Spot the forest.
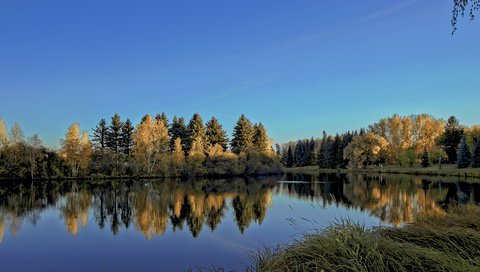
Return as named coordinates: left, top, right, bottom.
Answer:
left=0, top=113, right=281, bottom=179
left=280, top=114, right=480, bottom=170
left=1, top=113, right=480, bottom=180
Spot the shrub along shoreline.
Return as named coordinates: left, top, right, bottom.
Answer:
left=285, top=164, right=480, bottom=179
left=252, top=204, right=480, bottom=272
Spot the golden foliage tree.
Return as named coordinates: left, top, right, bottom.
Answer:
left=344, top=132, right=388, bottom=169
left=369, top=114, right=444, bottom=165
left=61, top=123, right=92, bottom=176
left=0, top=118, right=7, bottom=157
left=171, top=137, right=185, bottom=172
left=133, top=114, right=170, bottom=174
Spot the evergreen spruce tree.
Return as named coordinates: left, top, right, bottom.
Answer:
left=281, top=145, right=289, bottom=165
left=322, top=137, right=335, bottom=168
left=206, top=117, right=229, bottom=151
left=332, top=134, right=341, bottom=168
left=155, top=112, right=169, bottom=130
left=307, top=138, right=316, bottom=165
left=121, top=119, right=134, bottom=155
left=421, top=147, right=430, bottom=168
left=471, top=138, right=480, bottom=168
left=286, top=146, right=294, bottom=168
left=275, top=143, right=281, bottom=157
left=253, top=122, right=269, bottom=153
left=318, top=131, right=328, bottom=168
left=92, top=118, right=108, bottom=151
left=169, top=116, right=188, bottom=152
left=337, top=132, right=352, bottom=168
left=294, top=140, right=307, bottom=167
left=106, top=113, right=123, bottom=153
left=186, top=113, right=206, bottom=154
left=439, top=116, right=464, bottom=163
left=231, top=114, right=254, bottom=154
left=457, top=136, right=471, bottom=168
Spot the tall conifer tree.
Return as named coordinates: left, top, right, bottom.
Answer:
left=231, top=114, right=254, bottom=154
left=439, top=116, right=464, bottom=163
left=286, top=146, right=294, bottom=167
left=169, top=116, right=188, bottom=152
left=472, top=138, right=480, bottom=168
left=92, top=118, right=108, bottom=151
left=253, top=122, right=269, bottom=153
left=155, top=112, right=169, bottom=130
left=121, top=119, right=134, bottom=155
left=186, top=113, right=206, bottom=154
left=457, top=136, right=471, bottom=168
left=206, top=117, right=229, bottom=151
left=421, top=147, right=430, bottom=168
left=107, top=114, right=123, bottom=153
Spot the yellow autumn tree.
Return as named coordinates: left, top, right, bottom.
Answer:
left=410, top=114, right=444, bottom=154
left=61, top=123, right=92, bottom=176
left=185, top=135, right=206, bottom=176
left=343, top=132, right=388, bottom=169
left=171, top=137, right=185, bottom=174
left=133, top=114, right=170, bottom=174
left=0, top=118, right=7, bottom=158
left=207, top=143, right=224, bottom=157
left=369, top=114, right=444, bottom=165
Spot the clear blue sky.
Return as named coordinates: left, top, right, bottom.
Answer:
left=1, top=0, right=479, bottom=148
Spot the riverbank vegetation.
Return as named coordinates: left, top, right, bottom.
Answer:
left=280, top=114, right=480, bottom=174
left=253, top=204, right=480, bottom=272
left=0, top=113, right=281, bottom=179
left=286, top=164, right=480, bottom=178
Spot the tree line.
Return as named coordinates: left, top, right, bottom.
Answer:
left=279, top=114, right=480, bottom=169
left=0, top=113, right=281, bottom=179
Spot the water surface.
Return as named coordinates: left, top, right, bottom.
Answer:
left=0, top=173, right=479, bottom=271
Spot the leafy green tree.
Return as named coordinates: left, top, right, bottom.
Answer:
left=231, top=114, right=254, bottom=154
left=472, top=138, right=480, bottom=168
left=253, top=122, right=269, bottom=154
left=169, top=116, right=188, bottom=152
left=398, top=149, right=417, bottom=167
left=457, top=136, right=471, bottom=168
left=286, top=146, right=294, bottom=168
left=121, top=119, right=134, bottom=155
left=107, top=113, right=123, bottom=153
left=206, top=117, right=229, bottom=151
left=439, top=116, right=463, bottom=163
left=92, top=119, right=108, bottom=151
left=421, top=148, right=430, bottom=168
left=186, top=113, right=207, bottom=154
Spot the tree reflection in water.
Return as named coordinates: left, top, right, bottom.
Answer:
left=0, top=174, right=479, bottom=241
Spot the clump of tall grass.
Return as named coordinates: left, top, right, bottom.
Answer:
left=252, top=204, right=480, bottom=272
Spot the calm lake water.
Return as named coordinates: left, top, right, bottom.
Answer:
left=0, top=173, right=479, bottom=271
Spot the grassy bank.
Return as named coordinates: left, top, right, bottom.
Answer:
left=285, top=164, right=480, bottom=178
left=253, top=204, right=480, bottom=272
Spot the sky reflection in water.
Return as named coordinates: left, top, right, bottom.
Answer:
left=0, top=174, right=479, bottom=271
